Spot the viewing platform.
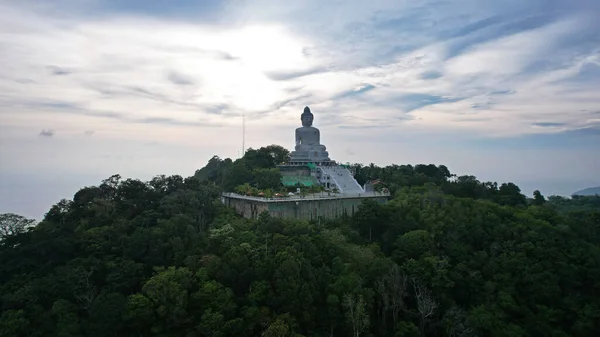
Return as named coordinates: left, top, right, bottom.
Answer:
left=221, top=191, right=390, bottom=220
left=221, top=190, right=390, bottom=203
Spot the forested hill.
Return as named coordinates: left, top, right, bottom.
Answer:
left=1, top=145, right=600, bottom=337
left=573, top=186, right=600, bottom=196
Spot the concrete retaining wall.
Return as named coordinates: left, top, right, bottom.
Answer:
left=221, top=194, right=388, bottom=220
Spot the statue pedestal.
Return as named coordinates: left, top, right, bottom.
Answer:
left=290, top=149, right=330, bottom=164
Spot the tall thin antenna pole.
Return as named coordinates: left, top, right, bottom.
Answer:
left=242, top=112, right=245, bottom=157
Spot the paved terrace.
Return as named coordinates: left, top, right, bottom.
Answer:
left=222, top=191, right=391, bottom=203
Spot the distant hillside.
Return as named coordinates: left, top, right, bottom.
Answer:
left=572, top=186, right=600, bottom=196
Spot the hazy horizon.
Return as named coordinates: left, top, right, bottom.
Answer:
left=1, top=137, right=597, bottom=220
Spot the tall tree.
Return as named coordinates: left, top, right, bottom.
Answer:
left=533, top=190, right=546, bottom=206
left=343, top=293, right=369, bottom=337
left=412, top=277, right=438, bottom=334
left=0, top=213, right=36, bottom=241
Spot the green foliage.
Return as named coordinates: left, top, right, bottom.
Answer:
left=224, top=160, right=253, bottom=192
left=252, top=168, right=283, bottom=190
left=195, top=156, right=233, bottom=186
left=0, top=310, right=29, bottom=337
left=201, top=145, right=289, bottom=192
left=395, top=321, right=420, bottom=337
left=1, top=146, right=599, bottom=337
left=0, top=213, right=36, bottom=241
left=532, top=190, right=546, bottom=206
left=547, top=195, right=600, bottom=213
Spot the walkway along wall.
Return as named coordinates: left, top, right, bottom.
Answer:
left=221, top=192, right=389, bottom=221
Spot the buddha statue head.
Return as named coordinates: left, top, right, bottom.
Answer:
left=301, top=106, right=314, bottom=127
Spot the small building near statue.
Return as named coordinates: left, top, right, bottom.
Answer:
left=221, top=106, right=389, bottom=220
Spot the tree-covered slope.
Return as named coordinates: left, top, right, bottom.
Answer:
left=1, top=146, right=599, bottom=337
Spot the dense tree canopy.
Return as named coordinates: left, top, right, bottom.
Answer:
left=1, top=145, right=599, bottom=337
left=200, top=145, right=289, bottom=192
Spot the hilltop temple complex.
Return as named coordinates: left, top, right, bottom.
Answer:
left=221, top=106, right=389, bottom=220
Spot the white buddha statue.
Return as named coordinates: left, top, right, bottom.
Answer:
left=290, top=106, right=329, bottom=162
left=295, top=107, right=327, bottom=151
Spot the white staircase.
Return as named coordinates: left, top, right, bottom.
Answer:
left=318, top=166, right=364, bottom=194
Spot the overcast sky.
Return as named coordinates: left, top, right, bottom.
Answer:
left=1, top=0, right=599, bottom=220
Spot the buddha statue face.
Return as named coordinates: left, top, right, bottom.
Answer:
left=301, top=107, right=314, bottom=127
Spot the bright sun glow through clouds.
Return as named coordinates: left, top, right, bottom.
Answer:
left=1, top=0, right=600, bottom=218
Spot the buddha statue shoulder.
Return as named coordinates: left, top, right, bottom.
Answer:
left=295, top=107, right=326, bottom=152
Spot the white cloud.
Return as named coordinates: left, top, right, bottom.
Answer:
left=444, top=18, right=579, bottom=76
left=1, top=1, right=598, bottom=138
